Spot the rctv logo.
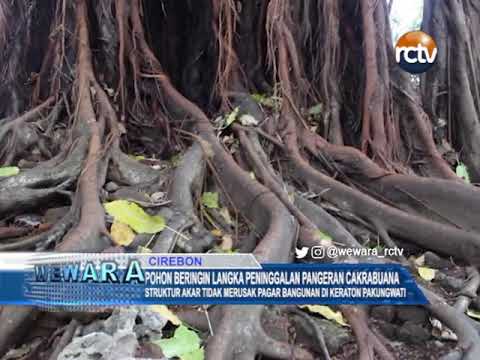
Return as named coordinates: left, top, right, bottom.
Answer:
left=395, top=31, right=437, bottom=74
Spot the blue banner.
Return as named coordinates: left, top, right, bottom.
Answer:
left=0, top=253, right=427, bottom=308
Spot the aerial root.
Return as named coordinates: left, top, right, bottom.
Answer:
left=205, top=305, right=314, bottom=360
left=340, top=305, right=395, bottom=360
left=286, top=306, right=332, bottom=360
left=152, top=141, right=214, bottom=253
left=0, top=206, right=77, bottom=252
left=422, top=287, right=480, bottom=360
left=47, top=319, right=79, bottom=360
left=236, top=127, right=318, bottom=241
left=0, top=97, right=55, bottom=163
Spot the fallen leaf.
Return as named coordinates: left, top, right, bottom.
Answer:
left=440, top=329, right=458, bottom=341
left=308, top=103, right=323, bottom=116
left=288, top=192, right=295, bottom=203
left=202, top=192, right=219, bottom=209
left=181, top=348, right=204, bottom=360
left=150, top=305, right=181, bottom=325
left=104, top=200, right=166, bottom=234
left=105, top=87, right=114, bottom=96
left=251, top=93, right=281, bottom=108
left=211, top=229, right=223, bottom=237
left=301, top=305, right=348, bottom=327
left=456, top=163, right=470, bottom=183
left=467, top=308, right=480, bottom=320
left=169, top=154, right=182, bottom=167
left=110, top=221, right=135, bottom=246
left=117, top=122, right=127, bottom=134
left=418, top=266, right=436, bottom=281
left=225, top=107, right=239, bottom=127
left=251, top=93, right=266, bottom=103
left=430, top=317, right=458, bottom=341
left=154, top=325, right=203, bottom=359
left=0, top=166, right=20, bottom=177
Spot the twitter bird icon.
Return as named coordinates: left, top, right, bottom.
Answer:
left=295, top=247, right=309, bottom=259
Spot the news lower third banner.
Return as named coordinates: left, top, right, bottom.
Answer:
left=0, top=253, right=427, bottom=309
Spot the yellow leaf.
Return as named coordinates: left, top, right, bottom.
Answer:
left=104, top=200, right=166, bottom=234
left=225, top=106, right=239, bottom=127
left=150, top=305, right=182, bottom=325
left=201, top=192, right=219, bottom=209
left=467, top=309, right=480, bottom=320
left=0, top=166, right=20, bottom=177
left=211, top=229, right=223, bottom=237
left=300, top=305, right=348, bottom=327
left=418, top=266, right=436, bottom=281
left=288, top=192, right=295, bottom=202
left=110, top=221, right=135, bottom=246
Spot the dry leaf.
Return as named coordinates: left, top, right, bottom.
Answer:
left=211, top=229, right=223, bottom=237
left=300, top=305, right=348, bottom=327
left=418, top=266, right=436, bottom=281
left=467, top=308, right=480, bottom=320
left=150, top=305, right=181, bottom=325
left=110, top=221, right=135, bottom=246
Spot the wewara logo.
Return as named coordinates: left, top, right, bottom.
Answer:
left=395, top=31, right=437, bottom=74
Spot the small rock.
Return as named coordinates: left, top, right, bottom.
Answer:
left=60, top=307, right=169, bottom=360
left=396, top=321, right=431, bottom=344
left=105, top=181, right=120, bottom=192
left=58, top=332, right=138, bottom=360
left=396, top=306, right=428, bottom=324
left=371, top=305, right=396, bottom=322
